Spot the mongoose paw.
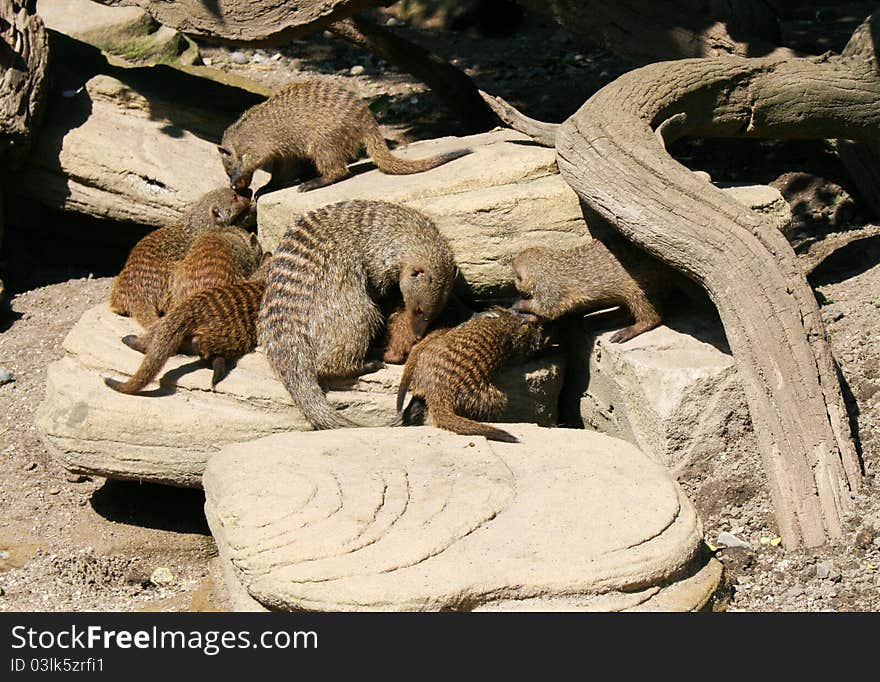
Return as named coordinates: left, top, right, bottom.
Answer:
left=360, top=360, right=386, bottom=375
left=609, top=326, right=642, bottom=344
left=121, top=335, right=147, bottom=354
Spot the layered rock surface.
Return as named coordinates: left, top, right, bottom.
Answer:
left=205, top=425, right=723, bottom=611
left=35, top=305, right=564, bottom=488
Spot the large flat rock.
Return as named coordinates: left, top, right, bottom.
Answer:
left=257, top=129, right=586, bottom=298
left=204, top=425, right=723, bottom=611
left=35, top=305, right=564, bottom=488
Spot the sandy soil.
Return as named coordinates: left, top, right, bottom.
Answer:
left=1, top=3, right=879, bottom=612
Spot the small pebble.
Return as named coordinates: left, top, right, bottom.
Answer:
left=150, top=567, right=175, bottom=587
left=816, top=561, right=833, bottom=580
left=229, top=51, right=248, bottom=65
left=48, top=487, right=61, bottom=495
left=271, top=53, right=282, bottom=61
left=717, top=531, right=751, bottom=550
left=855, top=528, right=874, bottom=549
left=202, top=57, right=213, bottom=66
left=252, top=53, right=265, bottom=64
left=0, top=369, right=13, bottom=386
left=385, top=17, right=399, bottom=27
left=24, top=462, right=37, bottom=471
left=350, top=65, right=365, bottom=76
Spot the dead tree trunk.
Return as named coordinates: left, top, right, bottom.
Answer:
left=329, top=15, right=495, bottom=133
left=1, top=0, right=49, bottom=169
left=481, top=17, right=880, bottom=549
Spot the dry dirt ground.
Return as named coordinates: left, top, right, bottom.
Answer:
left=1, top=4, right=880, bottom=612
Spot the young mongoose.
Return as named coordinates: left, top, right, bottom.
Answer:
left=218, top=78, right=468, bottom=194
left=104, top=272, right=269, bottom=395
left=512, top=239, right=672, bottom=343
left=108, top=187, right=252, bottom=328
left=394, top=307, right=548, bottom=443
left=381, top=293, right=473, bottom=364
left=167, top=227, right=264, bottom=309
left=258, top=200, right=457, bottom=430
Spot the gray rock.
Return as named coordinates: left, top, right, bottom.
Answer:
left=229, top=51, right=249, bottom=64
left=0, top=369, right=13, bottom=386
left=349, top=64, right=365, bottom=76
left=205, top=425, right=723, bottom=611
left=816, top=561, right=833, bottom=580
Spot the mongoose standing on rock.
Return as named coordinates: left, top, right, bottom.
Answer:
left=394, top=307, right=548, bottom=443
left=167, top=227, right=265, bottom=309
left=258, top=200, right=457, bottom=430
left=105, top=261, right=271, bottom=395
left=218, top=77, right=469, bottom=194
left=512, top=238, right=672, bottom=343
left=109, top=187, right=252, bottom=328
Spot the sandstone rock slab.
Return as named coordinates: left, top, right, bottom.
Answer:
left=38, top=0, right=199, bottom=66
left=20, top=74, right=234, bottom=227
left=576, top=310, right=757, bottom=475
left=35, top=304, right=564, bottom=488
left=204, top=425, right=722, bottom=611
left=257, top=129, right=587, bottom=298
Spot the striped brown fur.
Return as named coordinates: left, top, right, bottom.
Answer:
left=108, top=187, right=252, bottom=328
left=512, top=238, right=672, bottom=343
left=394, top=307, right=548, bottom=443
left=258, top=200, right=457, bottom=430
left=167, top=227, right=264, bottom=309
left=382, top=293, right=473, bottom=364
left=105, top=277, right=267, bottom=395
left=218, top=77, right=469, bottom=194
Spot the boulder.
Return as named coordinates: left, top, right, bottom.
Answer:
left=575, top=309, right=757, bottom=475
left=19, top=74, right=235, bottom=227
left=38, top=0, right=199, bottom=66
left=35, top=304, right=564, bottom=488
left=204, top=425, right=724, bottom=611
left=257, top=129, right=587, bottom=298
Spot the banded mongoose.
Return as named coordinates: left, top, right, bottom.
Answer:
left=381, top=293, right=473, bottom=364
left=108, top=187, right=252, bottom=328
left=512, top=239, right=672, bottom=343
left=258, top=200, right=457, bottom=430
left=167, top=227, right=264, bottom=308
left=104, top=269, right=269, bottom=395
left=218, top=77, right=468, bottom=194
left=394, top=307, right=548, bottom=443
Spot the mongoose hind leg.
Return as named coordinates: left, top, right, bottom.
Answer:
left=298, top=141, right=350, bottom=192
left=122, top=334, right=149, bottom=354
left=462, top=382, right=508, bottom=421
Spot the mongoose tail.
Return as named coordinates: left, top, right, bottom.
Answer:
left=430, top=401, right=519, bottom=443
left=364, top=128, right=469, bottom=175
left=104, top=308, right=193, bottom=394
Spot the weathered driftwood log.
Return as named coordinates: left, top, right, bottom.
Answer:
left=87, top=0, right=386, bottom=46
left=518, top=0, right=792, bottom=64
left=0, top=0, right=50, bottom=170
left=480, top=16, right=880, bottom=549
left=328, top=15, right=495, bottom=133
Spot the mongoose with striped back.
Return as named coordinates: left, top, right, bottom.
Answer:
left=393, top=307, right=548, bottom=443
left=258, top=200, right=457, bottom=430
left=381, top=293, right=473, bottom=364
left=167, top=226, right=265, bottom=308
left=218, top=77, right=469, bottom=194
left=104, top=257, right=272, bottom=395
left=512, top=238, right=672, bottom=343
left=108, top=187, right=252, bottom=328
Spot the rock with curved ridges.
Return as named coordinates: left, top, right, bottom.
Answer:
left=34, top=304, right=564, bottom=488
left=204, top=425, right=724, bottom=611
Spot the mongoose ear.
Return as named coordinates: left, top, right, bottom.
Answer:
left=210, top=206, right=221, bottom=221
left=217, top=146, right=232, bottom=157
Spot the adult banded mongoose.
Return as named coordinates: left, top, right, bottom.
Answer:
left=167, top=227, right=264, bottom=309
left=109, top=187, right=252, bottom=328
left=104, top=272, right=269, bottom=395
left=218, top=78, right=468, bottom=194
left=512, top=239, right=672, bottom=343
left=394, top=307, right=548, bottom=443
left=258, top=200, right=457, bottom=430
left=381, top=293, right=473, bottom=364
